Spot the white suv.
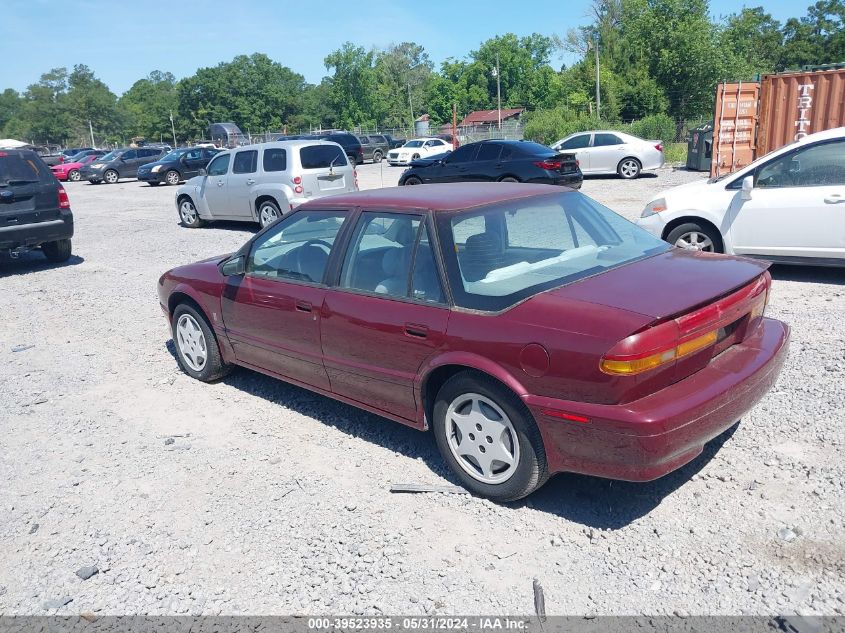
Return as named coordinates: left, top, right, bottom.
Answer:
left=637, top=127, right=845, bottom=266
left=175, top=140, right=358, bottom=229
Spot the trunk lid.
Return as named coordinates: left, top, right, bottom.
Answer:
left=548, top=249, right=769, bottom=320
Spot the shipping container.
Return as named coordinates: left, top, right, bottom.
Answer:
left=757, top=68, right=845, bottom=156
left=710, top=82, right=760, bottom=178
left=710, top=67, right=845, bottom=177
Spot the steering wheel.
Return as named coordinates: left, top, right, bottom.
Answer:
left=295, top=239, right=333, bottom=279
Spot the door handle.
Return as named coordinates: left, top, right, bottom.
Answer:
left=404, top=323, right=428, bottom=338
left=824, top=194, right=844, bottom=204
left=246, top=179, right=255, bottom=185
left=295, top=301, right=312, bottom=313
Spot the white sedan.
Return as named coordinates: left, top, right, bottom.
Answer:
left=637, top=126, right=845, bottom=266
left=552, top=131, right=664, bottom=179
left=387, top=138, right=452, bottom=166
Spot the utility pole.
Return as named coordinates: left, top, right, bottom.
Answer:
left=88, top=120, right=95, bottom=148
left=495, top=53, right=502, bottom=131
left=408, top=83, right=414, bottom=126
left=593, top=34, right=601, bottom=121
left=170, top=110, right=177, bottom=148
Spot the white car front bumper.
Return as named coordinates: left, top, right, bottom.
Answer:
left=636, top=213, right=669, bottom=240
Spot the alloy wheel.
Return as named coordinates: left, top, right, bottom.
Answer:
left=68, top=170, right=81, bottom=181
left=104, top=170, right=118, bottom=184
left=180, top=200, right=198, bottom=225
left=176, top=314, right=207, bottom=372
left=675, top=231, right=715, bottom=252
left=445, top=393, right=520, bottom=484
left=619, top=159, right=640, bottom=178
left=259, top=204, right=279, bottom=228
left=166, top=170, right=180, bottom=185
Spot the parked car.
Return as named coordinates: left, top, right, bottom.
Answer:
left=64, top=149, right=106, bottom=164
left=398, top=140, right=582, bottom=189
left=551, top=131, right=664, bottom=179
left=637, top=126, right=845, bottom=265
left=174, top=140, right=358, bottom=229
left=357, top=135, right=390, bottom=163
left=158, top=183, right=788, bottom=501
left=434, top=133, right=461, bottom=149
left=0, top=148, right=73, bottom=262
left=60, top=147, right=95, bottom=161
left=35, top=148, right=65, bottom=167
left=305, top=132, right=364, bottom=166
left=51, top=153, right=102, bottom=182
left=387, top=138, right=452, bottom=165
left=383, top=134, right=406, bottom=149
left=79, top=147, right=167, bottom=184
left=137, top=147, right=220, bottom=186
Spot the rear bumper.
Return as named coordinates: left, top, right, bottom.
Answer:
left=525, top=318, right=789, bottom=481
left=0, top=213, right=74, bottom=250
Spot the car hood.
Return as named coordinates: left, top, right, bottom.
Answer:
left=545, top=249, right=769, bottom=321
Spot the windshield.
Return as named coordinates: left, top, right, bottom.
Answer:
left=404, top=140, right=424, bottom=148
left=98, top=151, right=120, bottom=162
left=161, top=149, right=187, bottom=162
left=436, top=191, right=670, bottom=311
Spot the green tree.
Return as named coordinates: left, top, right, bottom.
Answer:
left=780, top=0, right=845, bottom=70
left=119, top=71, right=180, bottom=141
left=373, top=42, right=433, bottom=128
left=720, top=7, right=783, bottom=74
left=17, top=68, right=72, bottom=144
left=66, top=64, right=121, bottom=144
left=324, top=43, right=378, bottom=129
left=0, top=88, right=21, bottom=136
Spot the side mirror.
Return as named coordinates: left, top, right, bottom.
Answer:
left=198, top=168, right=207, bottom=177
left=221, top=255, right=245, bottom=276
left=741, top=175, right=753, bottom=201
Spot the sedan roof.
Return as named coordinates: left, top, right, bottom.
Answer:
left=306, top=182, right=570, bottom=212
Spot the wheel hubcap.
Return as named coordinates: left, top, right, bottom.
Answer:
left=445, top=393, right=520, bottom=484
left=260, top=206, right=278, bottom=226
left=106, top=172, right=117, bottom=183
left=167, top=171, right=179, bottom=184
left=180, top=201, right=197, bottom=224
left=69, top=171, right=80, bottom=181
left=621, top=161, right=638, bottom=177
left=676, top=231, right=714, bottom=252
left=176, top=314, right=207, bottom=372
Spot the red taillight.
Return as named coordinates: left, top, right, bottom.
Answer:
left=534, top=160, right=561, bottom=170
left=600, top=273, right=770, bottom=376
left=292, top=175, right=302, bottom=185
left=353, top=169, right=359, bottom=189
left=655, top=143, right=663, bottom=152
left=294, top=185, right=303, bottom=194
left=59, top=156, right=65, bottom=163
left=58, top=186, right=70, bottom=209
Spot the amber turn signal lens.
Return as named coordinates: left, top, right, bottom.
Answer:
left=600, top=349, right=676, bottom=375
left=676, top=330, right=718, bottom=358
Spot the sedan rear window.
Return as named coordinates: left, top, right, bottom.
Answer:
left=437, top=191, right=669, bottom=311
left=0, top=151, right=47, bottom=183
left=299, top=145, right=347, bottom=169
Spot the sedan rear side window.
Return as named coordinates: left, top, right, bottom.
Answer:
left=593, top=134, right=622, bottom=147
left=300, top=145, right=347, bottom=169
left=233, top=150, right=258, bottom=174
left=263, top=148, right=287, bottom=172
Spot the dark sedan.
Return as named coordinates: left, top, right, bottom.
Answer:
left=398, top=140, right=582, bottom=189
left=158, top=184, right=788, bottom=502
left=138, top=147, right=220, bottom=186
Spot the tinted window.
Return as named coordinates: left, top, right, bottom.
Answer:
left=326, top=134, right=356, bottom=148
left=438, top=192, right=669, bottom=311
left=248, top=210, right=348, bottom=283
left=207, top=154, right=230, bottom=176
left=0, top=151, right=48, bottom=183
left=122, top=150, right=137, bottom=160
left=476, top=144, right=502, bottom=161
left=370, top=135, right=386, bottom=144
left=263, top=148, right=287, bottom=172
left=202, top=149, right=220, bottom=160
left=445, top=145, right=478, bottom=164
left=340, top=212, right=422, bottom=297
left=358, top=136, right=370, bottom=143
left=757, top=140, right=845, bottom=188
left=593, top=133, right=622, bottom=147
left=299, top=145, right=347, bottom=169
left=560, top=135, right=590, bottom=150
left=184, top=149, right=202, bottom=161
left=233, top=150, right=258, bottom=174
left=141, top=148, right=161, bottom=157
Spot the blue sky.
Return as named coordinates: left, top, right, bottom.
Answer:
left=1, top=0, right=805, bottom=95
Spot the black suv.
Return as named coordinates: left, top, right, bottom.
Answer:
left=357, top=135, right=391, bottom=163
left=0, top=149, right=74, bottom=262
left=275, top=132, right=364, bottom=164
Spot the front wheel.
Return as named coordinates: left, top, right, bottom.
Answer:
left=258, top=200, right=281, bottom=228
left=499, top=176, right=520, bottom=183
left=103, top=169, right=119, bottom=184
left=42, top=238, right=72, bottom=263
left=403, top=175, right=422, bottom=186
left=165, top=170, right=181, bottom=185
left=68, top=169, right=81, bottom=182
left=432, top=371, right=548, bottom=502
left=617, top=158, right=641, bottom=179
left=666, top=222, right=722, bottom=253
left=171, top=303, right=229, bottom=382
left=178, top=198, right=204, bottom=228
left=412, top=153, right=421, bottom=161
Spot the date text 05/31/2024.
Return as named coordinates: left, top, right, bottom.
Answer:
left=307, top=617, right=532, bottom=631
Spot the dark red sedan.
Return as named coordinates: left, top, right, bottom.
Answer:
left=158, top=183, right=789, bottom=501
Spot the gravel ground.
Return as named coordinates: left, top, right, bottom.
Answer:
left=1, top=165, right=843, bottom=616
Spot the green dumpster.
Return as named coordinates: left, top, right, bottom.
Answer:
left=686, top=122, right=713, bottom=171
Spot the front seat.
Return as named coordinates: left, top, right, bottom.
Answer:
left=375, top=247, right=411, bottom=296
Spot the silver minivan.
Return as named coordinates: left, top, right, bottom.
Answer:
left=174, top=140, right=358, bottom=229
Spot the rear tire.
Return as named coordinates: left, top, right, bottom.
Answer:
left=171, top=303, right=230, bottom=382
left=666, top=222, right=722, bottom=253
left=432, top=371, right=549, bottom=502
left=42, top=239, right=72, bottom=263
left=499, top=176, right=520, bottom=183
left=258, top=200, right=281, bottom=229
left=617, top=158, right=641, bottom=179
left=373, top=150, right=383, bottom=163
